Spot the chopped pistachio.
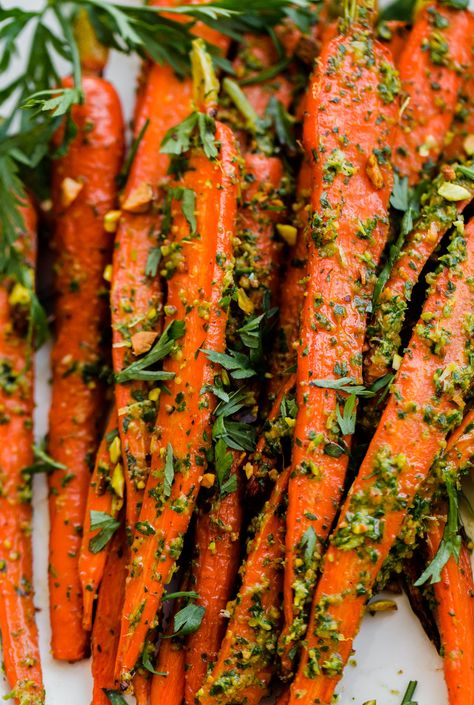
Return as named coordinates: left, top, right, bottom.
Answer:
left=201, top=473, right=215, bottom=488
left=122, top=182, right=153, bottom=213
left=104, top=209, right=122, bottom=233
left=277, top=223, right=298, bottom=246
left=109, top=435, right=122, bottom=465
left=111, top=462, right=125, bottom=498
left=103, top=264, right=113, bottom=282
left=438, top=182, right=471, bottom=202
left=9, top=282, right=31, bottom=306
left=60, top=177, right=83, bottom=208
left=131, top=331, right=158, bottom=356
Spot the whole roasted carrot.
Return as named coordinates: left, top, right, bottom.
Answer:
left=151, top=636, right=185, bottom=705
left=392, top=1, right=473, bottom=184
left=0, top=198, right=44, bottom=705
left=365, top=160, right=474, bottom=385
left=79, top=408, right=122, bottom=630
left=91, top=526, right=127, bottom=705
left=197, top=466, right=290, bottom=705
left=279, top=1, right=400, bottom=673
left=116, top=41, right=239, bottom=683
left=286, top=220, right=474, bottom=705
left=48, top=62, right=124, bottom=658
left=185, top=45, right=293, bottom=696
left=444, top=68, right=474, bottom=161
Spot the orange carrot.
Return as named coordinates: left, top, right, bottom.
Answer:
left=279, top=4, right=399, bottom=673
left=286, top=218, right=474, bottom=705
left=116, top=42, right=239, bottom=683
left=151, top=637, right=185, bottom=705
left=0, top=199, right=44, bottom=705
left=392, top=2, right=473, bottom=184
left=444, top=67, right=474, bottom=162
left=365, top=160, right=474, bottom=385
left=48, top=70, right=124, bottom=660
left=185, top=480, right=244, bottom=703
left=197, top=467, right=289, bottom=705
left=378, top=20, right=409, bottom=64
left=91, top=526, right=127, bottom=705
left=79, top=408, right=122, bottom=630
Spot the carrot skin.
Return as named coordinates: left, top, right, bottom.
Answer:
left=197, top=467, right=290, bottom=705
left=279, top=22, right=399, bottom=671
left=392, top=2, right=473, bottom=184
left=151, top=639, right=185, bottom=705
left=116, top=122, right=239, bottom=682
left=185, top=479, right=244, bottom=703
left=48, top=74, right=124, bottom=661
left=365, top=162, right=474, bottom=385
left=79, top=408, right=120, bottom=630
left=287, top=219, right=474, bottom=705
left=428, top=523, right=474, bottom=705
left=378, top=20, right=409, bottom=65
left=112, top=63, right=193, bottom=534
left=0, top=200, right=44, bottom=705
left=91, top=527, right=127, bottom=705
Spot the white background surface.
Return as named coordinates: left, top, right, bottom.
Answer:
left=3, top=1, right=472, bottom=703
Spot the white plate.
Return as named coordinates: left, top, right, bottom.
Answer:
left=2, top=1, right=471, bottom=703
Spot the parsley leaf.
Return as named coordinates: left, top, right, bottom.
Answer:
left=212, top=415, right=256, bottom=452
left=115, top=320, right=185, bottom=383
left=336, top=394, right=357, bottom=436
left=200, top=348, right=256, bottom=379
left=161, top=111, right=218, bottom=160
left=23, top=443, right=66, bottom=476
left=146, top=248, right=162, bottom=278
left=163, top=590, right=200, bottom=602
left=379, top=0, right=417, bottom=21
left=164, top=443, right=174, bottom=499
left=301, top=526, right=317, bottom=566
left=310, top=377, right=375, bottom=397
left=104, top=691, right=128, bottom=705
left=214, top=438, right=236, bottom=497
left=172, top=602, right=205, bottom=636
left=415, top=474, right=461, bottom=586
left=89, top=510, right=120, bottom=554
left=141, top=641, right=167, bottom=676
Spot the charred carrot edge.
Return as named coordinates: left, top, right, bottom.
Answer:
left=392, top=1, right=473, bottom=185
left=364, top=160, right=474, bottom=385
left=116, top=52, right=240, bottom=679
left=287, top=219, right=474, bottom=705
left=197, top=466, right=290, bottom=705
left=78, top=408, right=122, bottom=631
left=0, top=199, right=44, bottom=705
left=268, top=159, right=310, bottom=396
left=48, top=72, right=124, bottom=661
left=91, top=526, right=127, bottom=705
left=279, top=6, right=399, bottom=674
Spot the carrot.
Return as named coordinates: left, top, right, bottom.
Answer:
left=365, top=160, right=474, bottom=385
left=197, top=466, right=289, bottom=705
left=286, top=219, right=474, bottom=705
left=427, top=524, right=474, bottom=705
left=116, top=41, right=239, bottom=683
left=79, top=408, right=122, bottom=630
left=278, top=4, right=400, bottom=674
left=268, top=160, right=310, bottom=396
left=48, top=61, right=124, bottom=659
left=0, top=198, right=44, bottom=705
left=91, top=526, right=127, bottom=705
left=444, top=68, right=474, bottom=162
left=185, top=479, right=244, bottom=703
left=392, top=1, right=473, bottom=185
left=151, top=637, right=185, bottom=705
left=185, top=42, right=294, bottom=694
left=377, top=20, right=409, bottom=65
left=246, top=374, right=296, bottom=497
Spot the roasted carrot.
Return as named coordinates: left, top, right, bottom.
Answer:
left=151, top=636, right=185, bottom=705
left=286, top=219, right=474, bottom=705
left=427, top=524, right=474, bottom=705
left=79, top=408, right=122, bottom=630
left=197, top=466, right=289, bottom=705
left=279, top=3, right=399, bottom=673
left=246, top=374, right=296, bottom=497
left=91, top=526, right=127, bottom=705
left=185, top=43, right=293, bottom=695
left=392, top=1, right=473, bottom=184
left=268, top=159, right=310, bottom=396
left=0, top=198, right=44, bottom=705
left=48, top=68, right=124, bottom=659
left=444, top=69, right=474, bottom=162
left=377, top=20, right=409, bottom=65
left=116, top=42, right=239, bottom=683
left=365, top=160, right=474, bottom=385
